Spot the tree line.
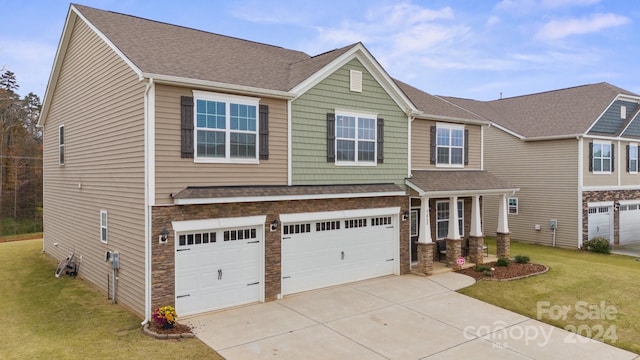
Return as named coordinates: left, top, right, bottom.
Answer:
left=0, top=69, right=43, bottom=235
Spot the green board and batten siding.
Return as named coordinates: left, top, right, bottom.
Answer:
left=291, top=59, right=408, bottom=185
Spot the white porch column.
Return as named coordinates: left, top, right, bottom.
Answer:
left=470, top=195, right=483, bottom=237
left=497, top=194, right=510, bottom=234
left=418, top=196, right=431, bottom=243
left=448, top=196, right=461, bottom=240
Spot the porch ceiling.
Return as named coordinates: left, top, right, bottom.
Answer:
left=406, top=170, right=518, bottom=197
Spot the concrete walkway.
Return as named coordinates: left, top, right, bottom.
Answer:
left=186, top=273, right=638, bottom=360
left=612, top=242, right=640, bottom=257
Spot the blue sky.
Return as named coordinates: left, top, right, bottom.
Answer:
left=2, top=0, right=638, bottom=100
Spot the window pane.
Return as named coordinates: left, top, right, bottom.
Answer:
left=197, top=130, right=225, bottom=157
left=358, top=141, right=375, bottom=162
left=59, top=127, right=64, bottom=144
left=603, top=160, right=611, bottom=172
left=451, top=148, right=463, bottom=164
left=336, top=116, right=356, bottom=139
left=230, top=104, right=256, bottom=131
left=602, top=144, right=611, bottom=157
left=437, top=147, right=449, bottom=164
left=451, top=129, right=464, bottom=147
left=197, top=100, right=225, bottom=129
left=436, top=128, right=450, bottom=146
left=337, top=139, right=355, bottom=161
left=358, top=118, right=376, bottom=140
left=230, top=133, right=256, bottom=158
left=594, top=159, right=602, bottom=172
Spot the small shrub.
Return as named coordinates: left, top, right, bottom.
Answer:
left=515, top=255, right=530, bottom=264
left=482, top=270, right=492, bottom=277
left=583, top=237, right=611, bottom=254
left=475, top=265, right=491, bottom=272
left=496, top=258, right=510, bottom=267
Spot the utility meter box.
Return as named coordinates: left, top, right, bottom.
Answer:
left=549, top=219, right=558, bottom=230
left=111, top=252, right=120, bottom=269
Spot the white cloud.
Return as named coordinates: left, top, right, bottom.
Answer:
left=536, top=13, right=629, bottom=40
left=495, top=0, right=599, bottom=12
left=487, top=16, right=501, bottom=26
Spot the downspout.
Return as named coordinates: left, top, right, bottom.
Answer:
left=287, top=99, right=292, bottom=186
left=577, top=136, right=584, bottom=249
left=141, top=77, right=154, bottom=325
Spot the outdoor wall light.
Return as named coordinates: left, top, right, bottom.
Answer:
left=159, top=228, right=169, bottom=244
left=270, top=219, right=279, bottom=232
left=402, top=211, right=410, bottom=221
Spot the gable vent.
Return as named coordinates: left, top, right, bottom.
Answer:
left=621, top=105, right=627, bottom=119
left=350, top=70, right=362, bottom=92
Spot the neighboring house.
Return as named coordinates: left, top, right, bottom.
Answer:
left=441, top=83, right=640, bottom=249
left=38, top=4, right=420, bottom=320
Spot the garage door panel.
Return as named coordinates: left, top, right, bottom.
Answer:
left=620, top=203, right=640, bottom=245
left=588, top=206, right=612, bottom=241
left=175, top=226, right=263, bottom=316
left=282, top=214, right=397, bottom=296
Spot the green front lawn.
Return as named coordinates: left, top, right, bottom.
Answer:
left=459, top=238, right=640, bottom=354
left=1, top=239, right=223, bottom=360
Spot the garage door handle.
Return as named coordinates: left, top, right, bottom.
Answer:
left=283, top=236, right=291, bottom=240
left=386, top=258, right=394, bottom=262
left=218, top=269, right=222, bottom=280
left=386, top=226, right=393, bottom=229
left=177, top=294, right=190, bottom=298
left=282, top=276, right=291, bottom=279
left=341, top=251, right=345, bottom=260
left=176, top=248, right=191, bottom=252
left=247, top=282, right=259, bottom=286
left=248, top=240, right=259, bottom=244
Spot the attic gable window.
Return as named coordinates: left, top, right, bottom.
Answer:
left=191, top=91, right=260, bottom=164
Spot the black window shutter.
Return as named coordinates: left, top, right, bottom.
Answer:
left=627, top=144, right=630, bottom=172
left=430, top=126, right=436, bottom=164
left=259, top=104, right=269, bottom=160
left=611, top=144, right=615, bottom=171
left=588, top=142, right=593, bottom=172
left=464, top=128, right=469, bottom=165
left=181, top=96, right=194, bottom=159
left=377, top=118, right=384, bottom=164
left=327, top=113, right=335, bottom=162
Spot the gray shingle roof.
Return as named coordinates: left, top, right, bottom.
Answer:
left=394, top=79, right=485, bottom=122
left=173, top=183, right=406, bottom=202
left=407, top=170, right=517, bottom=194
left=73, top=4, right=358, bottom=92
left=440, top=83, right=639, bottom=138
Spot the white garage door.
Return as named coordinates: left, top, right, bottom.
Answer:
left=588, top=205, right=612, bottom=242
left=281, top=208, right=398, bottom=296
left=174, top=216, right=264, bottom=316
left=620, top=202, right=640, bottom=245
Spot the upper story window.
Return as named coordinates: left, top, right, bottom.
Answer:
left=335, top=112, right=376, bottom=164
left=628, top=143, right=638, bottom=173
left=431, top=123, right=468, bottom=167
left=192, top=91, right=260, bottom=163
left=58, top=125, right=65, bottom=165
left=590, top=141, right=613, bottom=173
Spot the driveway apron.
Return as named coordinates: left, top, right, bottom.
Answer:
left=186, top=273, right=638, bottom=360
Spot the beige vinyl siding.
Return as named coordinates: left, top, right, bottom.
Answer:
left=621, top=140, right=640, bottom=186
left=42, top=18, right=146, bottom=315
left=582, top=140, right=619, bottom=187
left=291, top=59, right=408, bottom=185
left=411, top=119, right=482, bottom=170
left=483, top=127, right=580, bottom=248
left=154, top=85, right=288, bottom=204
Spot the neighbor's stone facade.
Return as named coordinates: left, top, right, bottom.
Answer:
left=582, top=189, right=640, bottom=246
left=150, top=196, right=409, bottom=312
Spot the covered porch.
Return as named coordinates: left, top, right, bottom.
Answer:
left=406, top=170, right=519, bottom=274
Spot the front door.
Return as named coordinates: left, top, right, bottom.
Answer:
left=410, top=209, right=419, bottom=262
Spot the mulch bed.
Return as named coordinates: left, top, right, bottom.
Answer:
left=143, top=322, right=195, bottom=339
left=457, top=260, right=548, bottom=281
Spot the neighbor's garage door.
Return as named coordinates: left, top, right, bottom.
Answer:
left=174, top=216, right=264, bottom=316
left=620, top=202, right=640, bottom=245
left=588, top=205, right=612, bottom=242
left=281, top=208, right=398, bottom=296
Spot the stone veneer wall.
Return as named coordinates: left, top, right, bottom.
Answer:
left=151, top=196, right=409, bottom=311
left=582, top=189, right=640, bottom=246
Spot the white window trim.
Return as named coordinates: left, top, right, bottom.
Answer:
left=100, top=210, right=108, bottom=244
left=436, top=123, right=465, bottom=168
left=435, top=200, right=464, bottom=240
left=508, top=197, right=518, bottom=215
left=410, top=209, right=419, bottom=237
left=335, top=109, right=378, bottom=166
left=58, top=124, right=65, bottom=166
left=629, top=143, right=638, bottom=174
left=592, top=140, right=612, bottom=174
left=192, top=90, right=260, bottom=164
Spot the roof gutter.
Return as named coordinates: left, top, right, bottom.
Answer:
left=406, top=180, right=519, bottom=197
left=523, top=133, right=584, bottom=142
left=143, top=73, right=296, bottom=100
left=412, top=111, right=490, bottom=126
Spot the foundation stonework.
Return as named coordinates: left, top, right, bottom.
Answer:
left=467, top=236, right=484, bottom=265
left=445, top=238, right=462, bottom=270
left=496, top=232, right=510, bottom=259
left=417, top=242, right=435, bottom=275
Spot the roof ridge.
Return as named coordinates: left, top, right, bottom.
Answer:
left=487, top=82, right=612, bottom=102
left=72, top=3, right=309, bottom=56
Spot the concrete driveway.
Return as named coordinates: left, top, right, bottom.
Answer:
left=186, top=273, right=638, bottom=360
